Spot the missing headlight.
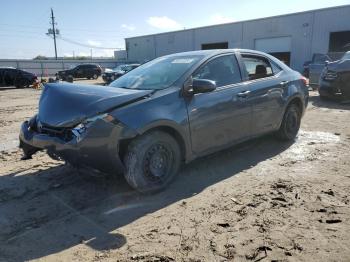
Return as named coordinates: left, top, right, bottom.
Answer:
left=72, top=113, right=115, bottom=141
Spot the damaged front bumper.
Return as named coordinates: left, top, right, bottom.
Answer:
left=319, top=79, right=342, bottom=98
left=19, top=118, right=136, bottom=174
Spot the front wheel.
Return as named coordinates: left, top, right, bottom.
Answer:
left=276, top=104, right=301, bottom=141
left=123, top=131, right=181, bottom=193
left=92, top=73, right=98, bottom=79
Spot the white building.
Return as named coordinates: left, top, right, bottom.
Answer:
left=125, top=5, right=350, bottom=72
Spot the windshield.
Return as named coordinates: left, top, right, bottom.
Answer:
left=109, top=55, right=204, bottom=90
left=341, top=52, right=350, bottom=60
left=113, top=65, right=128, bottom=71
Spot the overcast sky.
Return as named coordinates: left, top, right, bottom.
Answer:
left=0, top=0, right=349, bottom=59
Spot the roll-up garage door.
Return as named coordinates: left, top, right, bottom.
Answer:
left=255, top=36, right=292, bottom=65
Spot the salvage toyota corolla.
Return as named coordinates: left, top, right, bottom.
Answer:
left=19, top=49, right=308, bottom=193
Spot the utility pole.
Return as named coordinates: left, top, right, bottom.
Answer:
left=46, top=8, right=59, bottom=59
left=51, top=8, right=58, bottom=59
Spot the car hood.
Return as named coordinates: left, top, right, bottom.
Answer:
left=58, top=69, right=70, bottom=74
left=104, top=68, right=113, bottom=73
left=38, top=83, right=153, bottom=127
left=327, top=59, right=350, bottom=73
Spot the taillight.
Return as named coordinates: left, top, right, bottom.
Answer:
left=301, top=76, right=308, bottom=86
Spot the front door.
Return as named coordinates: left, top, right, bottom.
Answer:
left=186, top=54, right=253, bottom=155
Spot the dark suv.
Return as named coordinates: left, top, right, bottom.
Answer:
left=0, top=67, right=38, bottom=88
left=57, top=64, right=102, bottom=80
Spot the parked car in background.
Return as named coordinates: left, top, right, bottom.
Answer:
left=306, top=54, right=332, bottom=88
left=56, top=64, right=102, bottom=81
left=303, top=53, right=331, bottom=78
left=319, top=51, right=350, bottom=100
left=0, top=67, right=38, bottom=88
left=19, top=49, right=308, bottom=193
left=102, top=64, right=140, bottom=84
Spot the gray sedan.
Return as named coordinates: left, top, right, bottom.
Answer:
left=19, top=49, right=309, bottom=193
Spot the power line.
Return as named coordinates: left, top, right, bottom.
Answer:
left=0, top=22, right=130, bottom=33
left=0, top=28, right=123, bottom=41
left=0, top=23, right=47, bottom=29
left=57, top=35, right=122, bottom=50
left=0, top=34, right=50, bottom=40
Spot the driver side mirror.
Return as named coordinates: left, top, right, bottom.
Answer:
left=191, top=79, right=216, bottom=94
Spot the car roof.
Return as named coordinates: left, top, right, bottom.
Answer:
left=77, top=64, right=99, bottom=66
left=162, top=49, right=276, bottom=58
left=162, top=49, right=289, bottom=67
left=0, top=66, right=16, bottom=69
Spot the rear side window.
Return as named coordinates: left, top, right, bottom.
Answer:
left=6, top=69, right=18, bottom=77
left=193, top=55, right=241, bottom=87
left=271, top=61, right=282, bottom=74
left=241, top=54, right=273, bottom=80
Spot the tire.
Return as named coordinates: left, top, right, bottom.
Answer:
left=15, top=78, right=26, bottom=88
left=66, top=75, right=74, bottom=83
left=123, top=131, right=181, bottom=193
left=276, top=104, right=301, bottom=141
left=92, top=73, right=98, bottom=80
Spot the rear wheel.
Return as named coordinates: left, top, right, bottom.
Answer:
left=123, top=131, right=181, bottom=193
left=92, top=73, right=98, bottom=79
left=276, top=104, right=301, bottom=141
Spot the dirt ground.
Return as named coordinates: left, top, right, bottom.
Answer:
left=0, top=80, right=349, bottom=262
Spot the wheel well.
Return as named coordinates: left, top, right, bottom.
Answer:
left=288, top=97, right=303, bottom=115
left=118, top=126, right=187, bottom=163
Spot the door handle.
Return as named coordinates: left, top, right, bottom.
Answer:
left=280, top=81, right=289, bottom=87
left=236, top=90, right=251, bottom=98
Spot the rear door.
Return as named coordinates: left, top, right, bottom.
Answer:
left=239, top=53, right=286, bottom=135
left=75, top=65, right=84, bottom=78
left=186, top=53, right=253, bottom=155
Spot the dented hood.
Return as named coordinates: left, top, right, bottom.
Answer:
left=326, top=59, right=350, bottom=73
left=38, top=83, right=153, bottom=127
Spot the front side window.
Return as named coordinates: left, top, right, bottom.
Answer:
left=313, top=54, right=329, bottom=63
left=241, top=54, right=273, bottom=80
left=271, top=61, right=282, bottom=74
left=192, top=55, right=241, bottom=87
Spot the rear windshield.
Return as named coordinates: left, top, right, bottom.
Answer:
left=109, top=55, right=204, bottom=90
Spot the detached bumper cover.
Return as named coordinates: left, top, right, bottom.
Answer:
left=19, top=119, right=134, bottom=174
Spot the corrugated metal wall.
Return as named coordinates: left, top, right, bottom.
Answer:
left=125, top=5, right=350, bottom=72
